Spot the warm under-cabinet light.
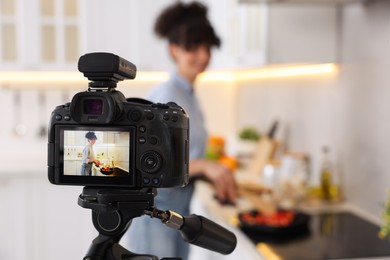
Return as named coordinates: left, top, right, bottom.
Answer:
left=0, top=63, right=337, bottom=87
left=0, top=71, right=169, bottom=86
left=235, top=63, right=338, bottom=81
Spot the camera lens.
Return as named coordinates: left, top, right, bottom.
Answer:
left=84, top=99, right=104, bottom=115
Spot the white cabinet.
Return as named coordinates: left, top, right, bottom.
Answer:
left=81, top=0, right=173, bottom=71
left=172, top=1, right=337, bottom=69
left=0, top=0, right=83, bottom=70
left=267, top=4, right=338, bottom=64
left=63, top=160, right=82, bottom=175
left=210, top=2, right=338, bottom=68
left=207, top=0, right=268, bottom=69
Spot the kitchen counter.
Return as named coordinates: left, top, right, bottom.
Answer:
left=191, top=180, right=390, bottom=260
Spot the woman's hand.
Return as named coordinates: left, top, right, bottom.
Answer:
left=202, top=160, right=238, bottom=204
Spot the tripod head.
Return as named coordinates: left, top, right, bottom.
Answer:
left=78, top=187, right=237, bottom=260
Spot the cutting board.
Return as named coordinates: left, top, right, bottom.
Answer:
left=246, top=136, right=277, bottom=178
left=246, top=120, right=279, bottom=178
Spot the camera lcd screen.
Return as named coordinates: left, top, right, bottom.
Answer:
left=57, top=126, right=135, bottom=186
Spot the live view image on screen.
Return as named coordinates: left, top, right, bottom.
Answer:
left=63, top=130, right=130, bottom=177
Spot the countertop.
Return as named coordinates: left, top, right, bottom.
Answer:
left=191, top=179, right=390, bottom=260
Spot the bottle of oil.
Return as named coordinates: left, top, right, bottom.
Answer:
left=320, top=146, right=333, bottom=201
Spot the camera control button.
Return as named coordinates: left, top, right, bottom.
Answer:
left=171, top=115, right=178, bottom=122
left=129, top=110, right=142, bottom=122
left=163, top=114, right=170, bottom=120
left=149, top=137, right=158, bottom=145
left=138, top=137, right=146, bottom=144
left=146, top=112, right=154, bottom=120
left=143, top=177, right=150, bottom=184
left=139, top=126, right=146, bottom=133
left=55, top=114, right=62, bottom=121
left=152, top=178, right=160, bottom=185
left=64, top=115, right=71, bottom=121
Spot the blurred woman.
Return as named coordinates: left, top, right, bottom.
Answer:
left=127, top=2, right=237, bottom=259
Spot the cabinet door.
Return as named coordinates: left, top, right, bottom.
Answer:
left=207, top=0, right=268, bottom=69
left=81, top=0, right=168, bottom=71
left=38, top=0, right=81, bottom=68
left=0, top=0, right=83, bottom=70
left=267, top=4, right=337, bottom=64
left=0, top=0, right=20, bottom=68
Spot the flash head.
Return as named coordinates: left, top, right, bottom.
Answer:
left=78, top=52, right=137, bottom=88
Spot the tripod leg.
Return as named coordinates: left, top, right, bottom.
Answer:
left=110, top=243, right=159, bottom=260
left=84, top=234, right=119, bottom=260
left=84, top=234, right=160, bottom=260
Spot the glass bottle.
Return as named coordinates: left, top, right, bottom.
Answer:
left=320, top=146, right=333, bottom=201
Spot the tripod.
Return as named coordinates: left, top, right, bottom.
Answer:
left=78, top=187, right=237, bottom=260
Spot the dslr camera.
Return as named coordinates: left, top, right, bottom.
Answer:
left=48, top=52, right=189, bottom=189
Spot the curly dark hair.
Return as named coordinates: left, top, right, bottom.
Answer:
left=154, top=1, right=221, bottom=50
left=85, top=131, right=97, bottom=140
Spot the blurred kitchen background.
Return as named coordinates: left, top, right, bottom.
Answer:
left=1, top=0, right=390, bottom=259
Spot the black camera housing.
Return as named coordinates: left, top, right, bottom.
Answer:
left=47, top=53, right=189, bottom=188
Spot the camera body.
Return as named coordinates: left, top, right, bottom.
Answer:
left=48, top=53, right=189, bottom=188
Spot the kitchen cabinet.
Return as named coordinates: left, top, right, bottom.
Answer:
left=0, top=0, right=83, bottom=70
left=1, top=1, right=337, bottom=71
left=141, top=0, right=337, bottom=68
left=63, top=160, right=82, bottom=175
left=211, top=2, right=338, bottom=67
left=266, top=4, right=338, bottom=64
left=197, top=0, right=268, bottom=69
left=81, top=0, right=173, bottom=71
